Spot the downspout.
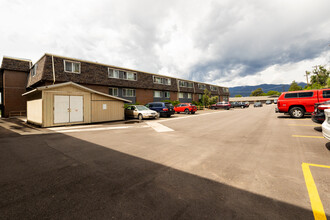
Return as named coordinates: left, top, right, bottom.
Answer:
left=52, top=55, right=55, bottom=84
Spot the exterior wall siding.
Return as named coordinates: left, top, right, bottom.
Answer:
left=3, top=70, right=28, bottom=117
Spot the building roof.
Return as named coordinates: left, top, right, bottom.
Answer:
left=22, top=81, right=132, bottom=103
left=42, top=53, right=228, bottom=88
left=1, top=56, right=32, bottom=72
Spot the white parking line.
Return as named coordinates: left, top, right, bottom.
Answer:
left=159, top=110, right=228, bottom=123
left=145, top=122, right=174, bottom=132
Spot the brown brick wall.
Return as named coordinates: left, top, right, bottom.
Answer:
left=136, top=89, right=153, bottom=105
left=193, top=94, right=199, bottom=102
left=3, top=70, right=28, bottom=117
left=170, top=92, right=178, bottom=101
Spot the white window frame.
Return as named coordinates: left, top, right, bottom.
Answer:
left=164, top=78, right=171, bottom=85
left=64, top=60, right=80, bottom=74
left=123, top=88, right=136, bottom=97
left=31, top=64, right=37, bottom=77
left=198, top=84, right=206, bottom=90
left=210, top=86, right=217, bottom=91
left=154, top=91, right=162, bottom=98
left=198, top=94, right=202, bottom=100
left=153, top=76, right=171, bottom=85
left=187, top=82, right=193, bottom=88
left=164, top=91, right=170, bottom=98
left=179, top=92, right=184, bottom=99
left=109, top=87, right=118, bottom=96
left=187, top=93, right=192, bottom=99
left=126, top=71, right=137, bottom=81
left=108, top=68, right=119, bottom=79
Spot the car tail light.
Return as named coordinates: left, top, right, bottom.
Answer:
left=318, top=105, right=330, bottom=111
left=163, top=108, right=168, bottom=111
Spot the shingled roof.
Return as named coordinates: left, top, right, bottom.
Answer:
left=1, top=56, right=32, bottom=72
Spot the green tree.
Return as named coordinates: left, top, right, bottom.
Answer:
left=250, top=88, right=265, bottom=96
left=235, top=94, right=242, bottom=97
left=310, top=66, right=329, bottom=85
left=202, top=89, right=211, bottom=107
left=209, top=96, right=218, bottom=105
left=288, top=81, right=303, bottom=91
left=265, top=90, right=281, bottom=96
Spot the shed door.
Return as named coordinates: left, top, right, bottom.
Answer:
left=54, top=95, right=70, bottom=124
left=69, top=96, right=83, bottom=122
left=54, top=95, right=83, bottom=124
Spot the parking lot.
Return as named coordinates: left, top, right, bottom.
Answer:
left=0, top=104, right=329, bottom=219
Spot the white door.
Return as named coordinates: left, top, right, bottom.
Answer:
left=69, top=96, right=83, bottom=122
left=54, top=95, right=70, bottom=124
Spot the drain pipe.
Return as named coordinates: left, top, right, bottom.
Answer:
left=51, top=55, right=56, bottom=84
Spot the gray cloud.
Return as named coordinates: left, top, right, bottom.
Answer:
left=0, top=0, right=329, bottom=86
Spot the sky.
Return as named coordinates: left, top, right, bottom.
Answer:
left=0, top=0, right=329, bottom=88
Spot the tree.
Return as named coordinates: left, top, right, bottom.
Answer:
left=250, top=88, right=265, bottom=96
left=209, top=96, right=218, bottom=105
left=235, top=94, right=242, bottom=97
left=265, top=90, right=281, bottom=96
left=202, top=89, right=211, bottom=107
left=288, top=81, right=302, bottom=91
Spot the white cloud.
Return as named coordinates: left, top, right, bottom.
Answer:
left=0, top=0, right=329, bottom=87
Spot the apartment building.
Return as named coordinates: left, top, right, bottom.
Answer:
left=0, top=54, right=229, bottom=117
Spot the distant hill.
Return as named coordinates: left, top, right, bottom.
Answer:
left=229, top=82, right=307, bottom=97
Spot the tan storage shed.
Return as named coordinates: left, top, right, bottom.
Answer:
left=23, top=82, right=131, bottom=127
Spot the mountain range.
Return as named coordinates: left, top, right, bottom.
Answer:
left=229, top=82, right=307, bottom=97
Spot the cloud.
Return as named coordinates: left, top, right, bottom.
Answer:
left=0, top=0, right=329, bottom=87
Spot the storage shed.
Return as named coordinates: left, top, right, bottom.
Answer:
left=23, top=82, right=131, bottom=127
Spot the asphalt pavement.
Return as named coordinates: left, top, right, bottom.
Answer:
left=0, top=105, right=329, bottom=219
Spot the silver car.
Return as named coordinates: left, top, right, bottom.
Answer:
left=125, top=105, right=159, bottom=120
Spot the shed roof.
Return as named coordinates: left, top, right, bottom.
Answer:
left=22, top=81, right=132, bottom=103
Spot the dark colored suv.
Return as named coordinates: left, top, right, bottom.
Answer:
left=145, top=102, right=175, bottom=117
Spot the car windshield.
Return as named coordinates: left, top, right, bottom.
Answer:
left=136, top=106, right=149, bottom=111
left=165, top=103, right=173, bottom=107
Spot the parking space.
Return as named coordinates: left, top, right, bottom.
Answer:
left=0, top=104, right=329, bottom=219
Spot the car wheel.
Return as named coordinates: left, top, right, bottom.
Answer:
left=289, top=107, right=305, bottom=118
left=191, top=111, right=195, bottom=114
left=184, top=109, right=189, bottom=114
left=138, top=114, right=143, bottom=120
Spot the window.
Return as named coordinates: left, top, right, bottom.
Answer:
left=108, top=68, right=119, bottom=78
left=323, top=90, right=330, bottom=98
left=198, top=84, right=206, bottom=90
left=198, top=94, right=202, bottom=100
left=164, top=91, right=170, bottom=98
left=154, top=91, right=162, bottom=98
left=179, top=80, right=193, bottom=88
left=164, top=78, right=171, bottom=85
left=31, top=64, right=37, bottom=77
left=153, top=76, right=171, bottom=85
left=285, top=93, right=298, bottom=98
left=127, top=72, right=137, bottom=80
left=123, top=88, right=136, bottom=97
left=210, top=86, right=217, bottom=91
left=298, top=92, right=313, bottom=98
left=187, top=93, right=192, bottom=99
left=109, top=87, right=118, bottom=96
left=179, top=93, right=184, bottom=99
left=64, top=60, right=80, bottom=73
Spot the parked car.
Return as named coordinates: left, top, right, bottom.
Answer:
left=311, top=101, right=330, bottom=124
left=145, top=102, right=175, bottom=117
left=265, top=100, right=272, bottom=105
left=211, top=101, right=231, bottom=110
left=275, top=89, right=330, bottom=118
left=230, top=102, right=246, bottom=108
left=125, top=105, right=158, bottom=120
left=274, top=99, right=278, bottom=104
left=244, top=102, right=250, bottom=108
left=322, top=109, right=330, bottom=140
left=254, top=102, right=263, bottom=107
left=174, top=103, right=197, bottom=114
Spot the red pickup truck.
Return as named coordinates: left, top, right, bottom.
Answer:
left=275, top=89, right=330, bottom=118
